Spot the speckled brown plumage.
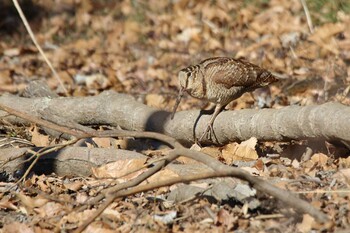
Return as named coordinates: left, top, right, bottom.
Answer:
left=171, top=57, right=278, bottom=143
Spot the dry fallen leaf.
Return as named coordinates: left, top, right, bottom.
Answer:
left=30, top=125, right=50, bottom=147
left=309, top=23, right=345, bottom=42
left=216, top=208, right=232, bottom=226
left=64, top=181, right=84, bottom=192
left=200, top=146, right=221, bottom=158
left=2, top=222, right=34, bottom=233
left=296, top=214, right=315, bottom=233
left=92, top=137, right=112, bottom=148
left=310, top=153, right=329, bottom=167
left=145, top=168, right=180, bottom=185
left=16, top=193, right=48, bottom=211
left=92, top=157, right=147, bottom=180
left=0, top=0, right=349, bottom=231
left=36, top=202, right=63, bottom=218
left=332, top=168, right=350, bottom=185
left=222, top=137, right=258, bottom=164
left=145, top=93, right=166, bottom=108
left=0, top=198, right=18, bottom=211
left=339, top=157, right=350, bottom=167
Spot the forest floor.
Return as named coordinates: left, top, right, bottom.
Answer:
left=0, top=0, right=350, bottom=232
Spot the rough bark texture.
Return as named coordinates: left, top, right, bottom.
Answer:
left=0, top=146, right=214, bottom=181
left=0, top=147, right=146, bottom=177
left=0, top=91, right=349, bottom=144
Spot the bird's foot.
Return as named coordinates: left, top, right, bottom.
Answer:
left=198, top=123, right=214, bottom=143
left=193, top=137, right=202, bottom=148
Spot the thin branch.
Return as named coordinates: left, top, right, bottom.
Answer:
left=0, top=101, right=329, bottom=231
left=171, top=148, right=329, bottom=222
left=0, top=101, right=182, bottom=149
left=14, top=138, right=79, bottom=185
left=11, top=0, right=68, bottom=94
left=74, top=151, right=180, bottom=212
left=300, top=0, right=314, bottom=33
left=0, top=103, right=89, bottom=138
left=0, top=150, right=27, bottom=170
left=73, top=160, right=330, bottom=233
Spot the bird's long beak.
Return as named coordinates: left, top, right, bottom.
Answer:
left=171, top=87, right=184, bottom=120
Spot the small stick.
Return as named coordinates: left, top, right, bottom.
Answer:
left=12, top=0, right=68, bottom=94
left=300, top=0, right=314, bottom=33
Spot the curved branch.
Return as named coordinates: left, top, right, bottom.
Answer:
left=0, top=99, right=329, bottom=231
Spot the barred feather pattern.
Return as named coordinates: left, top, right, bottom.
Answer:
left=178, top=57, right=277, bottom=105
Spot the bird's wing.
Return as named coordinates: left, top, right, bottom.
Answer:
left=204, top=58, right=276, bottom=89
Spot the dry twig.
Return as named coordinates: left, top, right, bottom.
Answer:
left=0, top=101, right=329, bottom=232
left=11, top=0, right=68, bottom=94
left=14, top=139, right=79, bottom=185
left=300, top=0, right=314, bottom=33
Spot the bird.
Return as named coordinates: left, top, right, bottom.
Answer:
left=171, top=57, right=278, bottom=143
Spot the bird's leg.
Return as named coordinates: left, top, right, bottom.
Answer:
left=206, top=102, right=217, bottom=112
left=198, top=103, right=225, bottom=143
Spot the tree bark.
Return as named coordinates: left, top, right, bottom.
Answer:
left=0, top=147, right=146, bottom=177
left=0, top=91, right=349, bottom=144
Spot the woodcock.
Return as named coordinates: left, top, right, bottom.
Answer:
left=171, top=57, right=278, bottom=142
